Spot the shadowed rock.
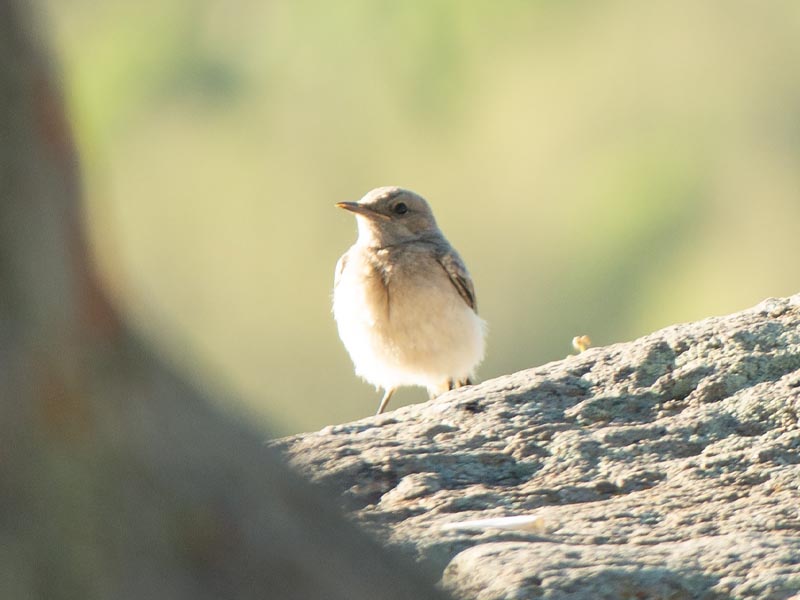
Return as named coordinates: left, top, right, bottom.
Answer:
left=0, top=3, right=450, bottom=598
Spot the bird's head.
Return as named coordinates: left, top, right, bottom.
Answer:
left=337, top=187, right=441, bottom=247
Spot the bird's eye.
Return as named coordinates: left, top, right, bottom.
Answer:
left=393, top=202, right=408, bottom=215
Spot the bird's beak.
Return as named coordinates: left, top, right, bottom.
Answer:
left=336, top=202, right=389, bottom=220
left=336, top=201, right=365, bottom=214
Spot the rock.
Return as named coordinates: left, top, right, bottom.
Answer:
left=273, top=296, right=800, bottom=599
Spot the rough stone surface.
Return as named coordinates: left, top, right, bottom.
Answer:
left=274, top=296, right=800, bottom=599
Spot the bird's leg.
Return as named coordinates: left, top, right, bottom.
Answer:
left=376, top=387, right=396, bottom=415
left=430, top=379, right=453, bottom=400
left=429, top=377, right=474, bottom=401
left=448, top=378, right=472, bottom=391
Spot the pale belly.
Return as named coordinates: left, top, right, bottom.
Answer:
left=333, top=250, right=486, bottom=392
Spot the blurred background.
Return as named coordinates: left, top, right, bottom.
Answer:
left=42, top=0, right=800, bottom=434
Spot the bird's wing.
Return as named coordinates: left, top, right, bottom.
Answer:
left=334, top=251, right=349, bottom=289
left=436, top=248, right=477, bottom=312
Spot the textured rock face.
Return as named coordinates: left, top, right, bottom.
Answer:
left=274, top=296, right=800, bottom=599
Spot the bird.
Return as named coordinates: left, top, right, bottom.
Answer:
left=333, top=186, right=486, bottom=415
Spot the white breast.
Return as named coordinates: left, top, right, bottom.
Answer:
left=333, top=245, right=486, bottom=393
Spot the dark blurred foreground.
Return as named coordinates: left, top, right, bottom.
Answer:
left=0, top=3, right=449, bottom=598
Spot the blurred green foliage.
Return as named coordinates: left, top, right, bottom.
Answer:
left=43, top=0, right=800, bottom=432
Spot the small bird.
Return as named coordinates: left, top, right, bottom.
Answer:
left=333, top=186, right=486, bottom=415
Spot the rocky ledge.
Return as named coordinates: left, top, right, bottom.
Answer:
left=274, top=296, right=800, bottom=599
